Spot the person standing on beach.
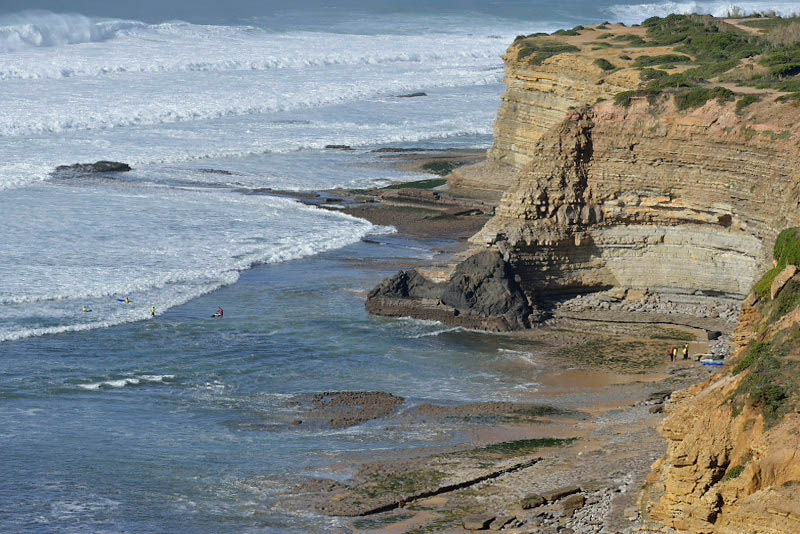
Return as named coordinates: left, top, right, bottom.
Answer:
left=670, top=347, right=676, bottom=362
left=682, top=344, right=689, bottom=360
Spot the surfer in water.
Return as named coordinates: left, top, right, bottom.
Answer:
left=217, top=307, right=223, bottom=317
left=151, top=307, right=156, bottom=317
left=83, top=306, right=91, bottom=313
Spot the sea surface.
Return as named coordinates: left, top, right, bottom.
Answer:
left=2, top=1, right=799, bottom=532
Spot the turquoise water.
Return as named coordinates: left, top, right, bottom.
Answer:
left=0, top=234, right=546, bottom=533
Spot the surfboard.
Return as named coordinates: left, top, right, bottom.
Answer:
left=212, top=313, right=222, bottom=318
left=700, top=358, right=724, bottom=366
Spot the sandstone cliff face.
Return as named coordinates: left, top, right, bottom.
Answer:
left=471, top=57, right=800, bottom=304
left=638, top=287, right=800, bottom=534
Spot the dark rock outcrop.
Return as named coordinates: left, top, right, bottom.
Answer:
left=54, top=161, right=132, bottom=174
left=366, top=250, right=536, bottom=331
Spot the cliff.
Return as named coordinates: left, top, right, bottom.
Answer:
left=366, top=15, right=800, bottom=532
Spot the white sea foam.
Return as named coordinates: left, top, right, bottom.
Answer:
left=77, top=374, right=176, bottom=390
left=608, top=1, right=800, bottom=24
left=0, top=11, right=145, bottom=52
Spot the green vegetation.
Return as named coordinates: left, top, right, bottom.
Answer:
left=753, top=228, right=800, bottom=299
left=773, top=228, right=800, bottom=267
left=733, top=341, right=770, bottom=375
left=518, top=41, right=581, bottom=65
left=590, top=41, right=613, bottom=48
left=619, top=54, right=632, bottom=60
left=382, top=178, right=447, bottom=190
left=634, top=54, right=692, bottom=67
left=612, top=34, right=647, bottom=46
left=674, top=86, right=735, bottom=109
left=736, top=93, right=762, bottom=111
left=421, top=161, right=461, bottom=176
left=552, top=25, right=585, bottom=36
left=722, top=464, right=746, bottom=482
left=478, top=437, right=577, bottom=457
left=729, top=337, right=796, bottom=428
left=594, top=58, right=617, bottom=71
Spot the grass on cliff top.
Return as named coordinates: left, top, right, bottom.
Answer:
left=517, top=41, right=581, bottom=65
left=613, top=15, right=800, bottom=109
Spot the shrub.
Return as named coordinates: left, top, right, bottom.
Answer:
left=594, top=58, right=616, bottom=71
left=634, top=54, right=693, bottom=67
left=736, top=93, right=762, bottom=111
left=518, top=41, right=581, bottom=65
left=674, top=86, right=735, bottom=110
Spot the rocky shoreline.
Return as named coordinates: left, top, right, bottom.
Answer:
left=251, top=151, right=730, bottom=533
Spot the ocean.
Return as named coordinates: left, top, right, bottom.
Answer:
left=2, top=1, right=798, bottom=532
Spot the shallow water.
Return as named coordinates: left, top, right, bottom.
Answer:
left=0, top=236, right=548, bottom=533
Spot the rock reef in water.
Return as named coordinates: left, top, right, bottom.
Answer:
left=366, top=250, right=535, bottom=331
left=53, top=161, right=132, bottom=174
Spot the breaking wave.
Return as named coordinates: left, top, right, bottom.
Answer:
left=0, top=10, right=144, bottom=52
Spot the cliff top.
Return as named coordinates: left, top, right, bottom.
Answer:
left=509, top=14, right=800, bottom=114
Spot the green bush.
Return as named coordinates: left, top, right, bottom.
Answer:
left=634, top=54, right=693, bottom=67
left=753, top=266, right=782, bottom=299
left=736, top=93, right=762, bottom=111
left=594, top=58, right=616, bottom=71
left=518, top=41, right=581, bottom=65
left=641, top=68, right=669, bottom=81
left=734, top=342, right=770, bottom=375
left=773, top=228, right=800, bottom=267
left=722, top=464, right=746, bottom=481
left=674, top=86, right=735, bottom=110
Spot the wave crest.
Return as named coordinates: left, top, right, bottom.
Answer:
left=0, top=10, right=143, bottom=52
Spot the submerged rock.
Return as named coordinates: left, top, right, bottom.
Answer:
left=53, top=161, right=132, bottom=174
left=396, top=92, right=427, bottom=98
left=366, top=250, right=536, bottom=331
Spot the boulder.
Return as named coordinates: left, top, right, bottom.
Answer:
left=462, top=515, right=494, bottom=530
left=366, top=250, right=536, bottom=331
left=556, top=494, right=585, bottom=518
left=541, top=486, right=581, bottom=503
left=520, top=494, right=546, bottom=509
left=53, top=161, right=132, bottom=174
